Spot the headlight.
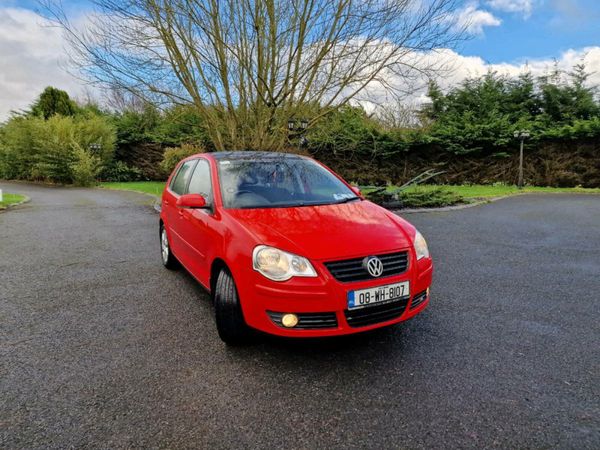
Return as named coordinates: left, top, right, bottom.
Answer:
left=413, top=230, right=430, bottom=260
left=252, top=245, right=317, bottom=281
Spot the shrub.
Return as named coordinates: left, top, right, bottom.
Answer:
left=99, top=160, right=143, bottom=182
left=74, top=114, right=117, bottom=163
left=32, top=115, right=79, bottom=183
left=364, top=186, right=464, bottom=208
left=70, top=144, right=102, bottom=186
left=0, top=113, right=116, bottom=184
left=309, top=106, right=399, bottom=161
left=160, top=144, right=203, bottom=175
left=0, top=116, right=42, bottom=180
left=397, top=187, right=464, bottom=208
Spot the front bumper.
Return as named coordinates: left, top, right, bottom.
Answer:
left=235, top=255, right=433, bottom=338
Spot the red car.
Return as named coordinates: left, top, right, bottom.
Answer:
left=160, top=152, right=432, bottom=344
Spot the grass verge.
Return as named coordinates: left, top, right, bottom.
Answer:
left=399, top=184, right=600, bottom=199
left=99, top=181, right=166, bottom=197
left=0, top=193, right=26, bottom=209
left=362, top=184, right=600, bottom=207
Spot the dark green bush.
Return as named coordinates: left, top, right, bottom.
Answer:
left=421, top=67, right=600, bottom=155
left=397, top=188, right=464, bottom=208
left=364, top=187, right=464, bottom=208
left=113, top=104, right=209, bottom=149
left=308, top=106, right=400, bottom=161
left=99, top=160, right=143, bottom=182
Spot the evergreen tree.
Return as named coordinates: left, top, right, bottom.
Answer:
left=30, top=86, right=78, bottom=119
left=568, top=62, right=598, bottom=119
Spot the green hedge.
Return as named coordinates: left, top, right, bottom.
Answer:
left=0, top=114, right=116, bottom=185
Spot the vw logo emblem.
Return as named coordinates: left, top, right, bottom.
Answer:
left=364, top=256, right=384, bottom=277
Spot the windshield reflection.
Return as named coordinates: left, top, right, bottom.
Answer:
left=217, top=157, right=359, bottom=209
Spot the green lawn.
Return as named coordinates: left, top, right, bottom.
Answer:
left=0, top=193, right=26, bottom=209
left=98, top=181, right=600, bottom=201
left=99, top=181, right=166, bottom=197
left=366, top=184, right=600, bottom=199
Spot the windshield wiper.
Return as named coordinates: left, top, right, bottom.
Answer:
left=333, top=196, right=361, bottom=204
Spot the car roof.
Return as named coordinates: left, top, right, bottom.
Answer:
left=209, top=151, right=308, bottom=161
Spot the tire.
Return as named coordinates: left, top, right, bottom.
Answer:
left=214, top=269, right=251, bottom=345
left=160, top=223, right=179, bottom=270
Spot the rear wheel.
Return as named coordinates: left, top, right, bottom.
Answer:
left=160, top=223, right=179, bottom=270
left=214, top=269, right=251, bottom=345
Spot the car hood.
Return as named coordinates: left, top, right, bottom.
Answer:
left=225, top=200, right=414, bottom=260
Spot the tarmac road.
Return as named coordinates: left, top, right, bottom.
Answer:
left=1, top=182, right=599, bottom=449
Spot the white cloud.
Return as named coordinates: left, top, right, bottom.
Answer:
left=487, top=0, right=534, bottom=18
left=358, top=46, right=600, bottom=113
left=452, top=3, right=501, bottom=35
left=0, top=7, right=91, bottom=121
left=429, top=46, right=600, bottom=91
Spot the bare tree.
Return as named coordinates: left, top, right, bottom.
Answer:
left=105, top=87, right=149, bottom=113
left=375, top=101, right=423, bottom=129
left=45, top=0, right=461, bottom=150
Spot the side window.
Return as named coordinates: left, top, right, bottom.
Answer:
left=187, top=159, right=212, bottom=199
left=170, top=160, right=196, bottom=195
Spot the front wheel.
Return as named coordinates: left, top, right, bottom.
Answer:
left=160, top=224, right=179, bottom=270
left=214, top=269, right=251, bottom=345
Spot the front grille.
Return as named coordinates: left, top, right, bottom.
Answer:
left=267, top=311, right=338, bottom=329
left=344, top=298, right=409, bottom=328
left=411, top=290, right=428, bottom=309
left=324, top=251, right=409, bottom=283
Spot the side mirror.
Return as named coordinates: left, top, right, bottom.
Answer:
left=351, top=186, right=361, bottom=196
left=176, top=194, right=209, bottom=209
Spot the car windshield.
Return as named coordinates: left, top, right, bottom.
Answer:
left=217, top=156, right=359, bottom=209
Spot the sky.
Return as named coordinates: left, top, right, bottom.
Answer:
left=456, top=0, right=600, bottom=62
left=1, top=0, right=600, bottom=120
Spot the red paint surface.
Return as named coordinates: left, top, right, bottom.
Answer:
left=161, top=153, right=433, bottom=337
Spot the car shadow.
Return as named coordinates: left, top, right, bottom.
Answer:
left=174, top=266, right=432, bottom=368
left=229, top=318, right=433, bottom=374
left=253, top=326, right=402, bottom=352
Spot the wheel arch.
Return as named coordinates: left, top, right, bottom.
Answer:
left=210, top=257, right=230, bottom=296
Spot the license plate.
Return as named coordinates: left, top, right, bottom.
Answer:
left=347, top=281, right=410, bottom=310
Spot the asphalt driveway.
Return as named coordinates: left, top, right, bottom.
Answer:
left=1, top=182, right=599, bottom=449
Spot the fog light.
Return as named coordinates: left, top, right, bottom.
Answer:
left=426, top=287, right=430, bottom=296
left=281, top=313, right=299, bottom=328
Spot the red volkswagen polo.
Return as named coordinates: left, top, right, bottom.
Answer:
left=160, top=152, right=432, bottom=344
